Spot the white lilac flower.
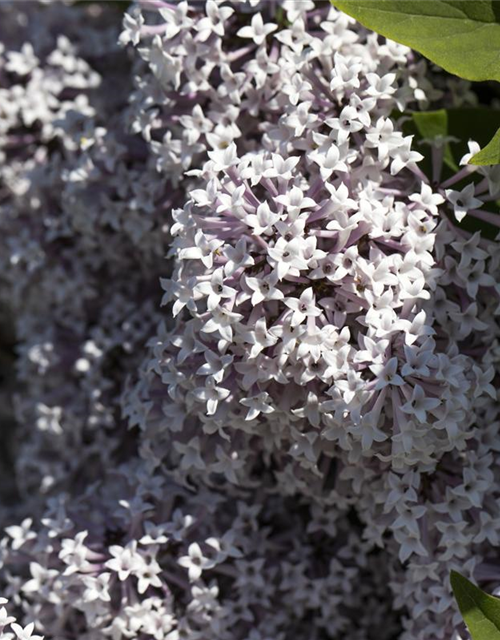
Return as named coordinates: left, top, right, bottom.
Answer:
left=10, top=624, right=44, bottom=640
left=236, top=13, right=277, bottom=46
left=445, top=183, right=483, bottom=222
left=0, top=603, right=15, bottom=632
left=178, top=542, right=215, bottom=581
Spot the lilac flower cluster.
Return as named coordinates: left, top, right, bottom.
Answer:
left=0, top=460, right=398, bottom=640
left=0, top=2, right=499, bottom=640
left=0, top=2, right=168, bottom=499
left=124, top=2, right=500, bottom=638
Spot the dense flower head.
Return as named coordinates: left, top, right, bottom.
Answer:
left=0, top=2, right=498, bottom=640
left=141, top=142, right=494, bottom=480
left=127, top=0, right=498, bottom=506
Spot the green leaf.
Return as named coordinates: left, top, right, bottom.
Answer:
left=331, top=1, right=500, bottom=82
left=469, top=127, right=500, bottom=164
left=411, top=109, right=447, bottom=140
left=410, top=109, right=458, bottom=170
left=450, top=571, right=500, bottom=640
left=398, top=111, right=443, bottom=152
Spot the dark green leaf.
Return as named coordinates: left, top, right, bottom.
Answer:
left=470, top=127, right=500, bottom=164
left=401, top=107, right=500, bottom=175
left=446, top=108, right=500, bottom=151
left=331, top=1, right=500, bottom=82
left=450, top=571, right=500, bottom=640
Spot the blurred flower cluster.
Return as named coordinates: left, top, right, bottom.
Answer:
left=0, top=2, right=498, bottom=640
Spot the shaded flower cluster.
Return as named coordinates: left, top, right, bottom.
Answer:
left=0, top=2, right=168, bottom=499
left=0, top=461, right=398, bottom=640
